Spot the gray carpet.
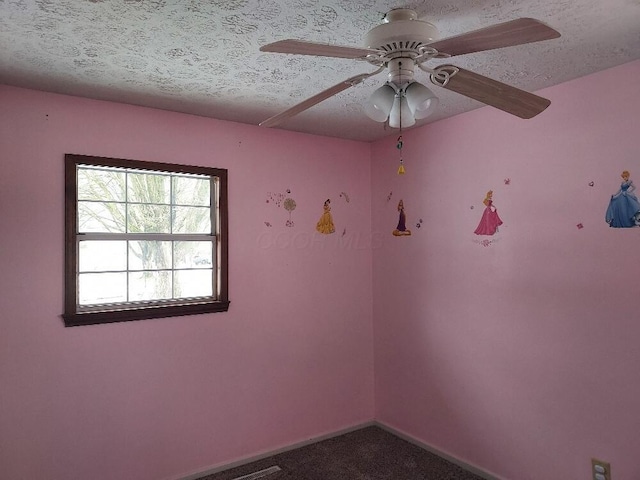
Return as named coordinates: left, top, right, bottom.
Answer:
left=198, top=425, right=485, bottom=480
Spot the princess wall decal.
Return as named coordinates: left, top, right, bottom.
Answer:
left=474, top=190, right=503, bottom=236
left=392, top=199, right=411, bottom=236
left=605, top=170, right=640, bottom=228
left=316, top=198, right=336, bottom=234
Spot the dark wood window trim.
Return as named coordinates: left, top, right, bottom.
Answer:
left=63, top=154, right=229, bottom=327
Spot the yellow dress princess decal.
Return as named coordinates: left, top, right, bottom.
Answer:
left=316, top=198, right=336, bottom=234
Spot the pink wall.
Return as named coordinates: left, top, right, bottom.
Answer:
left=0, top=86, right=374, bottom=480
left=372, top=60, right=640, bottom=480
left=3, top=60, right=639, bottom=480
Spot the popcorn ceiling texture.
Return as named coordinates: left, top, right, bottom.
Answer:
left=1, top=0, right=639, bottom=141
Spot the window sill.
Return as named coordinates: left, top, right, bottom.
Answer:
left=62, top=300, right=230, bottom=327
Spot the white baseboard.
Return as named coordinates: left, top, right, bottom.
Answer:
left=173, top=420, right=504, bottom=480
left=373, top=421, right=504, bottom=480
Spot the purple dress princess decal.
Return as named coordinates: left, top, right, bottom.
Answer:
left=393, top=199, right=411, bottom=236
left=474, top=190, right=503, bottom=236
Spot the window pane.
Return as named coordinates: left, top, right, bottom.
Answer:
left=174, top=241, right=213, bottom=268
left=127, top=204, right=171, bottom=233
left=173, top=206, right=211, bottom=234
left=173, top=176, right=210, bottom=206
left=78, top=167, right=125, bottom=202
left=129, top=271, right=172, bottom=301
left=78, top=201, right=126, bottom=233
left=79, top=272, right=127, bottom=305
left=79, top=241, right=127, bottom=272
left=174, top=269, right=213, bottom=298
left=128, top=241, right=171, bottom=271
left=127, top=172, right=170, bottom=204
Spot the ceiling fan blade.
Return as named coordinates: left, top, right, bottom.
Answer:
left=432, top=65, right=550, bottom=119
left=260, top=39, right=381, bottom=59
left=260, top=70, right=383, bottom=128
left=427, top=18, right=560, bottom=57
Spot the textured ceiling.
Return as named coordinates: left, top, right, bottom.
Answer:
left=1, top=0, right=639, bottom=142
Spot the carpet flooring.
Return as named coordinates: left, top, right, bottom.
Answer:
left=197, top=425, right=486, bottom=480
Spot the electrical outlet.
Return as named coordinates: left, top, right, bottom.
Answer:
left=592, top=458, right=611, bottom=480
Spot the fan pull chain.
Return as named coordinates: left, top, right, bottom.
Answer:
left=397, top=86, right=405, bottom=175
left=397, top=135, right=405, bottom=175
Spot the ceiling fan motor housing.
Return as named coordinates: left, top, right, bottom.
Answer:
left=364, top=9, right=439, bottom=54
left=365, top=9, right=440, bottom=85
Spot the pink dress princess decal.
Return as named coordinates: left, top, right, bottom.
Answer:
left=474, top=190, right=503, bottom=235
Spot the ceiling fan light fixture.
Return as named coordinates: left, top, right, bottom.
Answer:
left=364, top=83, right=396, bottom=122
left=405, top=81, right=439, bottom=119
left=389, top=95, right=415, bottom=129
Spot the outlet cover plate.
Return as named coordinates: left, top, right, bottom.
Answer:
left=592, top=458, right=611, bottom=480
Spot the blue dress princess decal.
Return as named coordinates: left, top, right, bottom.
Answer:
left=605, top=170, right=640, bottom=228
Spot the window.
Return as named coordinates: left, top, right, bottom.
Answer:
left=63, top=154, right=229, bottom=327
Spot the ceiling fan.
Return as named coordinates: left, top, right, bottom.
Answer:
left=259, top=8, right=560, bottom=129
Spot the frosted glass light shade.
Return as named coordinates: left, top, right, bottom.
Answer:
left=405, top=81, right=439, bottom=119
left=388, top=95, right=415, bottom=128
left=364, top=84, right=396, bottom=122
